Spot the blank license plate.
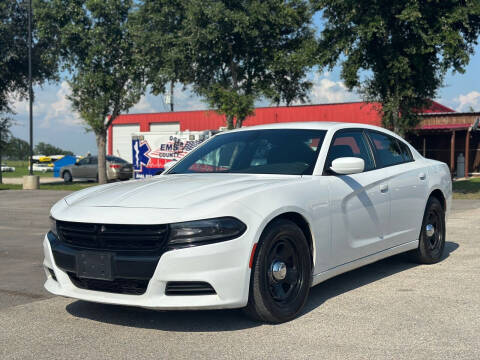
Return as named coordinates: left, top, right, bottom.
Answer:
left=76, top=252, right=113, bottom=280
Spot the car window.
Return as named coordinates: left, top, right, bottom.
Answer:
left=169, top=129, right=327, bottom=175
left=90, top=157, right=98, bottom=165
left=77, top=158, right=89, bottom=166
left=367, top=131, right=404, bottom=167
left=107, top=156, right=127, bottom=163
left=325, top=131, right=375, bottom=172
left=396, top=140, right=413, bottom=162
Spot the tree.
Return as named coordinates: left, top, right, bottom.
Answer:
left=36, top=0, right=145, bottom=183
left=263, top=39, right=317, bottom=106
left=314, top=0, right=480, bottom=135
left=133, top=1, right=192, bottom=111
left=4, top=137, right=30, bottom=160
left=34, top=142, right=74, bottom=156
left=141, top=0, right=317, bottom=129
left=0, top=117, right=13, bottom=184
left=0, top=1, right=58, bottom=115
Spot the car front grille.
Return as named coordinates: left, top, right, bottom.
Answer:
left=68, top=273, right=148, bottom=295
left=57, top=221, right=168, bottom=251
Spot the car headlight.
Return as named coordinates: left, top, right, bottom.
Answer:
left=167, top=217, right=246, bottom=249
left=49, top=216, right=58, bottom=237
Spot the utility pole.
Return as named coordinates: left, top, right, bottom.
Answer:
left=28, top=0, right=33, bottom=175
left=170, top=81, right=174, bottom=112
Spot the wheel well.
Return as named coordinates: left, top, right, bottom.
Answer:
left=266, top=212, right=314, bottom=267
left=62, top=169, right=70, bottom=177
left=429, top=189, right=446, bottom=211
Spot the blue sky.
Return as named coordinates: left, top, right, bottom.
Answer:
left=9, top=28, right=480, bottom=155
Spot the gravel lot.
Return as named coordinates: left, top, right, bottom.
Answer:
left=0, top=190, right=479, bottom=360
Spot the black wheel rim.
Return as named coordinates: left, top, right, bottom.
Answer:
left=425, top=208, right=443, bottom=251
left=265, top=237, right=304, bottom=306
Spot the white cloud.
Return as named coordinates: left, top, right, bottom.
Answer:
left=307, top=74, right=359, bottom=104
left=11, top=81, right=82, bottom=127
left=173, top=84, right=207, bottom=111
left=43, top=81, right=82, bottom=127
left=454, top=91, right=480, bottom=112
left=130, top=94, right=155, bottom=113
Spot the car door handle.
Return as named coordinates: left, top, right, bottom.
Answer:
left=380, top=184, right=389, bottom=193
left=419, top=172, right=426, bottom=180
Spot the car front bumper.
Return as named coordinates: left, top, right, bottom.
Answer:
left=43, top=231, right=253, bottom=310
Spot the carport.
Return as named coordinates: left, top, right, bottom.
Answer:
left=408, top=113, right=480, bottom=177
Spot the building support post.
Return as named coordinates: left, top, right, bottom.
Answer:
left=465, top=129, right=471, bottom=178
left=450, top=130, right=456, bottom=175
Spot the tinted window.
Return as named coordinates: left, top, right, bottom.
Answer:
left=368, top=131, right=404, bottom=167
left=326, top=131, right=375, bottom=171
left=397, top=140, right=413, bottom=162
left=168, top=129, right=327, bottom=175
left=77, top=158, right=89, bottom=166
left=107, top=156, right=127, bottom=163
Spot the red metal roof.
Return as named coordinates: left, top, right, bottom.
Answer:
left=108, top=100, right=454, bottom=154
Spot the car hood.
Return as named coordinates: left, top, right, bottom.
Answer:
left=64, top=173, right=301, bottom=209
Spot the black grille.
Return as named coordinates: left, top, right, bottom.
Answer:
left=165, top=281, right=216, bottom=296
left=57, top=221, right=168, bottom=251
left=68, top=273, right=149, bottom=295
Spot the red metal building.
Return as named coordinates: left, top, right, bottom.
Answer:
left=108, top=101, right=454, bottom=162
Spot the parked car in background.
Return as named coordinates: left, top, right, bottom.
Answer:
left=60, top=156, right=132, bottom=183
left=45, top=123, right=451, bottom=323
left=1, top=164, right=15, bottom=172
left=33, top=163, right=54, bottom=173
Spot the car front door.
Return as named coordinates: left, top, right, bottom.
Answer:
left=326, top=129, right=391, bottom=266
left=367, top=131, right=427, bottom=247
left=72, top=158, right=89, bottom=178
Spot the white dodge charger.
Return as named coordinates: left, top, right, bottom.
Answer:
left=44, top=122, right=451, bottom=323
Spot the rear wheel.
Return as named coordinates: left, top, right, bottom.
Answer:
left=411, top=197, right=445, bottom=264
left=63, top=171, right=72, bottom=183
left=244, top=219, right=312, bottom=323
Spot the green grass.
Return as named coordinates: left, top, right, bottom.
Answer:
left=0, top=182, right=97, bottom=191
left=1, top=160, right=53, bottom=178
left=453, top=177, right=480, bottom=199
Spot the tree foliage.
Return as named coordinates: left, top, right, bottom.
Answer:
left=314, top=0, right=480, bottom=134
left=0, top=0, right=58, bottom=116
left=36, top=0, right=145, bottom=183
left=3, top=137, right=30, bottom=160
left=34, top=142, right=74, bottom=156
left=138, top=0, right=317, bottom=129
left=0, top=117, right=13, bottom=183
left=133, top=1, right=191, bottom=99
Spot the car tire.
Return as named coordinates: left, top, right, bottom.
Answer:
left=63, top=171, right=72, bottom=183
left=411, top=196, right=446, bottom=264
left=244, top=219, right=312, bottom=323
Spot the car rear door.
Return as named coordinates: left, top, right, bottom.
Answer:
left=326, top=129, right=391, bottom=265
left=367, top=131, right=427, bottom=246
left=86, top=157, right=98, bottom=179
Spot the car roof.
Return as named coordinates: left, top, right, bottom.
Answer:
left=225, top=121, right=399, bottom=137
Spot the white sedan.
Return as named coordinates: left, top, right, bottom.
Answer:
left=1, top=164, right=15, bottom=172
left=44, top=122, right=451, bottom=323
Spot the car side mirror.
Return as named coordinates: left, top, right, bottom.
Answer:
left=74, top=162, right=79, bottom=166
left=330, top=157, right=365, bottom=175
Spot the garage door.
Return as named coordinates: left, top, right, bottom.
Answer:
left=112, top=124, right=140, bottom=163
left=149, top=122, right=180, bottom=132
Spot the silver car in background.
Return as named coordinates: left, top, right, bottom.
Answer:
left=61, top=156, right=132, bottom=183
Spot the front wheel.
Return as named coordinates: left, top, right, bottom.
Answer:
left=411, top=197, right=446, bottom=264
left=244, top=219, right=312, bottom=323
left=63, top=171, right=72, bottom=183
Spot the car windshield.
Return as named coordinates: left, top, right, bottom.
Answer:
left=168, top=129, right=327, bottom=175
